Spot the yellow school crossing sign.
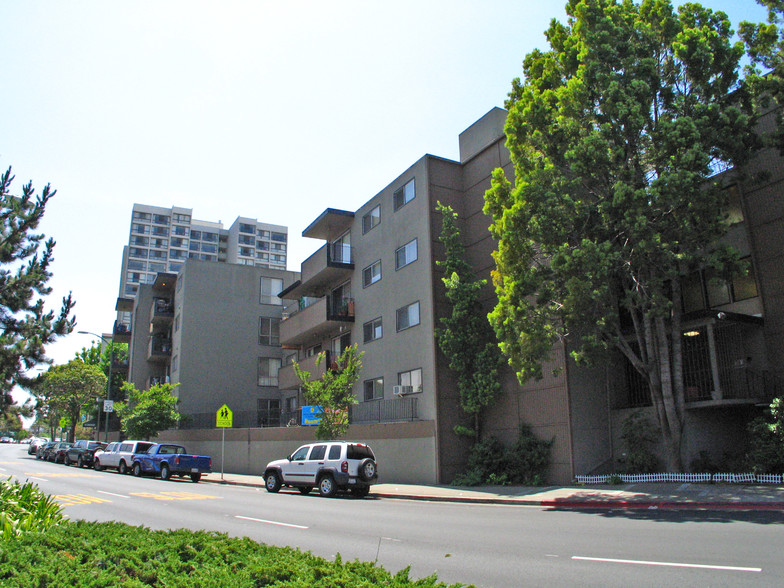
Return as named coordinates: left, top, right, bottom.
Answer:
left=216, top=404, right=233, bottom=428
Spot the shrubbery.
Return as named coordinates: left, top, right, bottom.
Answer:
left=0, top=477, right=64, bottom=540
left=617, top=412, right=661, bottom=474
left=452, top=425, right=552, bottom=486
left=745, top=397, right=784, bottom=474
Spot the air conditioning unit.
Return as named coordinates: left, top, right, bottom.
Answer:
left=393, top=385, right=414, bottom=397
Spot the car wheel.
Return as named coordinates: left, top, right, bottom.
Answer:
left=118, top=461, right=128, bottom=475
left=318, top=475, right=337, bottom=498
left=160, top=464, right=171, bottom=480
left=94, top=458, right=103, bottom=471
left=132, top=462, right=142, bottom=477
left=64, top=455, right=71, bottom=466
left=351, top=486, right=370, bottom=498
left=190, top=473, right=201, bottom=483
left=358, top=458, right=376, bottom=482
left=265, top=471, right=281, bottom=493
left=298, top=486, right=312, bottom=495
left=77, top=456, right=84, bottom=468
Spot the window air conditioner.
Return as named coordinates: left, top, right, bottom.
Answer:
left=393, top=385, right=414, bottom=397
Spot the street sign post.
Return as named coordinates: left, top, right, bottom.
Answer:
left=216, top=404, right=233, bottom=479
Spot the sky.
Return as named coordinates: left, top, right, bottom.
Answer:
left=0, top=0, right=769, bottom=404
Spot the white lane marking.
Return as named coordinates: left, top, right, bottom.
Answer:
left=25, top=476, right=47, bottom=482
left=98, top=491, right=130, bottom=498
left=381, top=537, right=402, bottom=542
left=573, top=556, right=761, bottom=572
left=235, top=516, right=308, bottom=529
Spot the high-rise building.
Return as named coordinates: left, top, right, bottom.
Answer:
left=115, top=204, right=288, bottom=335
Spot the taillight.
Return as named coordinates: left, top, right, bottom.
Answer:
left=175, top=456, right=180, bottom=465
left=341, top=461, right=348, bottom=473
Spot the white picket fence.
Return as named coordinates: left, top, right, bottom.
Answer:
left=576, top=472, right=784, bottom=484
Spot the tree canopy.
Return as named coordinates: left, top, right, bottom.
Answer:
left=115, top=382, right=181, bottom=441
left=484, top=0, right=759, bottom=470
left=0, top=167, right=75, bottom=413
left=435, top=202, right=502, bottom=443
left=293, top=344, right=363, bottom=440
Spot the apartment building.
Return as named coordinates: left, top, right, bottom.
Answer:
left=126, top=260, right=300, bottom=427
left=115, top=204, right=288, bottom=339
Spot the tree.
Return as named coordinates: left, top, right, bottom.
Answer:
left=293, top=344, right=363, bottom=440
left=0, top=168, right=75, bottom=413
left=77, top=341, right=129, bottom=429
left=115, top=382, right=180, bottom=440
left=34, top=360, right=107, bottom=442
left=484, top=0, right=759, bottom=471
left=435, top=202, right=502, bottom=443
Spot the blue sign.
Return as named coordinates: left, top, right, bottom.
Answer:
left=301, top=405, right=322, bottom=426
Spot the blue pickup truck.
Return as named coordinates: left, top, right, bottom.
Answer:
left=131, top=443, right=212, bottom=483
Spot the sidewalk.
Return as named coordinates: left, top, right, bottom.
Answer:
left=200, top=471, right=784, bottom=511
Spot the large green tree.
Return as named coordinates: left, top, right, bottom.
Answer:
left=35, top=360, right=107, bottom=442
left=484, top=0, right=759, bottom=470
left=435, top=202, right=502, bottom=443
left=0, top=168, right=75, bottom=412
left=293, top=344, right=363, bottom=440
left=115, top=382, right=181, bottom=441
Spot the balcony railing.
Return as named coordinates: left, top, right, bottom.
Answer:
left=349, top=397, right=418, bottom=424
left=327, top=296, right=354, bottom=320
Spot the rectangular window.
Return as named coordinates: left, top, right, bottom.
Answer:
left=131, top=236, right=149, bottom=247
left=238, top=234, right=255, bottom=245
left=127, top=260, right=146, bottom=271
left=151, top=238, right=168, bottom=249
left=396, top=301, right=420, bottom=331
left=173, top=226, right=188, bottom=236
left=132, top=223, right=150, bottom=235
left=129, top=247, right=148, bottom=258
left=393, top=179, right=416, bottom=211
left=260, top=277, right=284, bottom=305
left=259, top=317, right=281, bottom=346
left=239, top=246, right=254, bottom=257
left=362, top=205, right=381, bottom=234
left=190, top=230, right=202, bottom=240
left=732, top=257, right=759, bottom=301
left=257, top=241, right=270, bottom=251
left=395, top=239, right=418, bottom=270
left=202, top=232, right=218, bottom=242
left=398, top=368, right=423, bottom=393
left=239, top=223, right=255, bottom=234
left=258, top=357, right=282, bottom=387
left=171, top=237, right=188, bottom=248
left=151, top=226, right=169, bottom=237
left=201, top=243, right=218, bottom=254
left=363, top=377, right=384, bottom=401
left=173, top=213, right=191, bottom=223
left=149, top=262, right=166, bottom=272
left=152, top=214, right=170, bottom=225
left=363, top=260, right=382, bottom=288
left=363, top=317, right=383, bottom=342
left=271, top=232, right=287, bottom=242
left=133, top=211, right=151, bottom=221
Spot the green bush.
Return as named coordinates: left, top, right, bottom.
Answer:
left=0, top=520, right=470, bottom=587
left=0, top=477, right=65, bottom=540
left=452, top=425, right=552, bottom=486
left=618, top=412, right=661, bottom=474
left=745, top=398, right=784, bottom=473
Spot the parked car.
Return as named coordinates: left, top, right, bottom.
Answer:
left=93, top=440, right=155, bottom=474
left=131, top=443, right=212, bottom=482
left=64, top=440, right=107, bottom=467
left=50, top=441, right=73, bottom=463
left=37, top=441, right=58, bottom=461
left=0, top=436, right=13, bottom=443
left=263, top=441, right=378, bottom=498
left=28, top=437, right=50, bottom=455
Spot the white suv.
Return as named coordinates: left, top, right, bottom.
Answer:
left=94, top=440, right=155, bottom=474
left=263, top=441, right=378, bottom=498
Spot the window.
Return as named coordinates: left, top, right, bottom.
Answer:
left=239, top=223, right=255, bottom=234
left=682, top=257, right=759, bottom=313
left=173, top=226, right=188, bottom=236
left=202, top=232, right=218, bottom=242
left=151, top=238, right=168, bottom=249
left=363, top=317, right=382, bottom=342
left=258, top=230, right=270, bottom=239
left=201, top=243, right=217, bottom=254
left=396, top=301, right=420, bottom=331
left=259, top=317, right=281, bottom=346
left=238, top=234, right=255, bottom=245
left=271, top=232, right=287, bottom=242
left=260, top=277, right=284, bottom=305
left=364, top=377, right=384, bottom=401
left=169, top=262, right=182, bottom=272
left=257, top=398, right=281, bottom=427
left=398, top=368, right=423, bottom=393
left=257, top=241, right=269, bottom=251
left=258, top=357, right=282, bottom=386
left=127, top=260, right=146, bottom=271
left=171, top=237, right=188, bottom=248
left=131, top=236, right=149, bottom=247
left=149, top=262, right=166, bottom=272
left=133, top=211, right=151, bottom=221
left=169, top=249, right=186, bottom=260
left=151, top=226, right=169, bottom=237
left=132, top=223, right=150, bottom=235
left=149, top=250, right=167, bottom=260
left=271, top=254, right=286, bottom=263
left=362, top=205, right=381, bottom=234
left=393, top=179, right=416, bottom=211
left=363, top=260, right=382, bottom=287
left=190, top=230, right=202, bottom=240
left=271, top=243, right=286, bottom=251
left=331, top=332, right=351, bottom=358
left=395, top=239, right=417, bottom=269
left=173, top=213, right=191, bottom=223
left=239, top=246, right=254, bottom=257
left=152, top=214, right=170, bottom=225
left=306, top=344, right=322, bottom=357
left=129, top=247, right=148, bottom=258
left=328, top=444, right=341, bottom=459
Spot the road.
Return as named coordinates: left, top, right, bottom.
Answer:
left=2, top=443, right=783, bottom=587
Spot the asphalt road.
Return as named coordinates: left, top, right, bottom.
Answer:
left=2, top=443, right=783, bottom=587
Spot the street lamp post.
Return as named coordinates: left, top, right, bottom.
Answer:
left=78, top=331, right=113, bottom=443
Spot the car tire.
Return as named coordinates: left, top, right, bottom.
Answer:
left=64, top=455, right=71, bottom=466
left=160, top=464, right=171, bottom=480
left=298, top=486, right=312, bottom=495
left=265, top=471, right=281, bottom=493
left=118, top=461, right=128, bottom=475
left=132, top=462, right=142, bottom=477
left=190, top=473, right=201, bottom=483
left=318, top=475, right=337, bottom=498
left=358, top=458, right=376, bottom=482
left=77, top=456, right=84, bottom=468
left=94, top=459, right=103, bottom=471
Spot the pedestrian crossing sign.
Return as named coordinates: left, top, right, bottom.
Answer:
left=216, top=404, right=233, bottom=428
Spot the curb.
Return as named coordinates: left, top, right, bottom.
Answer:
left=202, top=478, right=784, bottom=511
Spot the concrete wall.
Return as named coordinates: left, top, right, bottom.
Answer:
left=155, top=420, right=438, bottom=485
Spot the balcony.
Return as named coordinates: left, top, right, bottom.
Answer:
left=349, top=397, right=419, bottom=424
left=147, top=338, right=172, bottom=363
left=282, top=242, right=354, bottom=299
left=113, top=320, right=132, bottom=344
left=151, top=298, right=174, bottom=326
left=278, top=351, right=331, bottom=390
left=280, top=296, right=354, bottom=347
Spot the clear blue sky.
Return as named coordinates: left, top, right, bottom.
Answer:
left=0, top=0, right=768, bottom=399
